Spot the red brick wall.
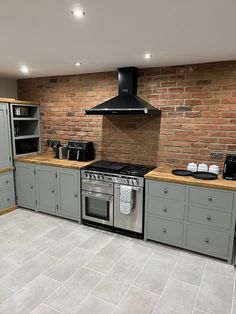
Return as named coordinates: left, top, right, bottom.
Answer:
left=18, top=61, right=236, bottom=169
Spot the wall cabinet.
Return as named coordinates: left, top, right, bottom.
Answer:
left=15, top=162, right=80, bottom=221
left=0, top=171, right=15, bottom=212
left=145, top=179, right=236, bottom=263
left=0, top=103, right=12, bottom=168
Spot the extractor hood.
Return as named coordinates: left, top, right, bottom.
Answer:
left=85, top=67, right=161, bottom=115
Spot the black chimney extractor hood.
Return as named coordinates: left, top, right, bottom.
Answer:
left=85, top=67, right=161, bottom=115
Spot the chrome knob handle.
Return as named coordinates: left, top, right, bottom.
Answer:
left=7, top=198, right=10, bottom=202
left=204, top=238, right=209, bottom=244
left=5, top=180, right=9, bottom=184
left=164, top=189, right=168, bottom=194
left=207, top=215, right=211, bottom=221
left=74, top=194, right=78, bottom=198
left=208, top=196, right=212, bottom=201
left=163, top=207, right=167, bottom=212
left=30, top=186, right=34, bottom=189
left=162, top=228, right=167, bottom=233
left=51, top=190, right=55, bottom=193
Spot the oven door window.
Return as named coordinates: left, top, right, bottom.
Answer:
left=85, top=196, right=110, bottom=221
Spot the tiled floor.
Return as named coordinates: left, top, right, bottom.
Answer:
left=0, top=208, right=235, bottom=314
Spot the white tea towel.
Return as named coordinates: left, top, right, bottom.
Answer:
left=119, top=185, right=134, bottom=215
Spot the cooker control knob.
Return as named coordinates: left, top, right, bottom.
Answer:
left=99, top=175, right=103, bottom=180
left=123, top=179, right=128, bottom=184
left=133, top=180, right=138, bottom=186
left=94, top=174, right=99, bottom=180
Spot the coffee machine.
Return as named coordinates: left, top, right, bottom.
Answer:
left=223, top=155, right=236, bottom=180
left=67, top=141, right=94, bottom=161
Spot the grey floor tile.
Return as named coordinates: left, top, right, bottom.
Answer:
left=0, top=259, right=19, bottom=279
left=80, top=232, right=114, bottom=253
left=0, top=240, right=21, bottom=259
left=0, top=275, right=61, bottom=314
left=171, top=252, right=206, bottom=286
left=134, top=264, right=170, bottom=295
left=119, top=242, right=155, bottom=268
left=0, top=253, right=57, bottom=291
left=6, top=246, right=39, bottom=265
left=26, top=236, right=57, bottom=252
left=0, top=286, right=15, bottom=304
left=74, top=295, right=115, bottom=314
left=84, top=240, right=127, bottom=274
left=196, top=265, right=234, bottom=314
left=92, top=261, right=140, bottom=305
left=45, top=268, right=102, bottom=314
left=44, top=223, right=78, bottom=241
left=153, top=278, right=198, bottom=314
left=114, top=286, right=159, bottom=314
left=193, top=309, right=209, bottom=314
left=31, top=303, right=62, bottom=314
left=45, top=247, right=93, bottom=282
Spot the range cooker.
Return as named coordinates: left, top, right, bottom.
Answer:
left=81, top=160, right=154, bottom=236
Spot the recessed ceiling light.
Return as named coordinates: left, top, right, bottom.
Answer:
left=75, top=62, right=81, bottom=66
left=71, top=9, right=85, bottom=17
left=144, top=53, right=152, bottom=60
left=20, top=65, right=29, bottom=74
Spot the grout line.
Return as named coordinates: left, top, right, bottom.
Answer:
left=191, top=258, right=208, bottom=314
left=151, top=248, right=182, bottom=314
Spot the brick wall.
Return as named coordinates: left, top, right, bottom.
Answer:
left=18, top=61, right=236, bottom=169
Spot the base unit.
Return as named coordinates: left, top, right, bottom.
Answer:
left=145, top=179, right=236, bottom=263
left=0, top=171, right=15, bottom=213
left=15, top=162, right=80, bottom=222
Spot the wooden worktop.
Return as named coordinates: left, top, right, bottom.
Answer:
left=145, top=165, right=236, bottom=191
left=0, top=98, right=38, bottom=105
left=14, top=153, right=95, bottom=169
left=0, top=167, right=14, bottom=174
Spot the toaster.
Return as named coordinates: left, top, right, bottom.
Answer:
left=223, top=155, right=236, bottom=180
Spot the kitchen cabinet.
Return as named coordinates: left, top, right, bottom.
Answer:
left=0, top=171, right=15, bottom=212
left=10, top=103, right=41, bottom=157
left=36, top=165, right=56, bottom=214
left=15, top=162, right=80, bottom=221
left=145, top=179, right=236, bottom=263
left=0, top=103, right=12, bottom=168
left=15, top=162, right=36, bottom=209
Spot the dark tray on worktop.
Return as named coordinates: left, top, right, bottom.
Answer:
left=172, top=169, right=218, bottom=180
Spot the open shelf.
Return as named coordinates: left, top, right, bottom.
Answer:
left=14, top=135, right=39, bottom=140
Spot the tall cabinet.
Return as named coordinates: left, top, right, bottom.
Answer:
left=0, top=103, right=12, bottom=168
left=0, top=99, right=40, bottom=215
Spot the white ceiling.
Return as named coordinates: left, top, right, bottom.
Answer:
left=0, top=0, right=236, bottom=79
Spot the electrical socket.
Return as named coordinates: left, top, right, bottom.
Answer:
left=210, top=152, right=224, bottom=160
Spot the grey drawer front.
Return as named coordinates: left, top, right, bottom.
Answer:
left=186, top=225, right=229, bottom=258
left=189, top=187, right=234, bottom=210
left=188, top=206, right=232, bottom=230
left=0, top=172, right=13, bottom=191
left=148, top=181, right=186, bottom=201
left=147, top=216, right=184, bottom=246
left=147, top=197, right=185, bottom=220
left=0, top=189, right=14, bottom=210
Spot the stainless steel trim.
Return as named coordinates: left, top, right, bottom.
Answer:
left=82, top=179, right=112, bottom=187
left=82, top=191, right=112, bottom=201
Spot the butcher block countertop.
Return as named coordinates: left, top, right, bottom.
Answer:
left=0, top=167, right=14, bottom=174
left=14, top=153, right=95, bottom=170
left=145, top=165, right=236, bottom=192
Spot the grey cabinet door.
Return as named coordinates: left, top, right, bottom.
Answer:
left=0, top=103, right=12, bottom=167
left=15, top=162, right=36, bottom=209
left=36, top=165, right=56, bottom=214
left=56, top=168, right=80, bottom=220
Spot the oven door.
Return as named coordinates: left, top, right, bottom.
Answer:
left=82, top=191, right=113, bottom=226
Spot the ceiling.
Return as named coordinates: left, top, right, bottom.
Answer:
left=0, top=0, right=236, bottom=79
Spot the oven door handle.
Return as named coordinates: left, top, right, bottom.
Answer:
left=82, top=191, right=112, bottom=201
left=82, top=179, right=113, bottom=187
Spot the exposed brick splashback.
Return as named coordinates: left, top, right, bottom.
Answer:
left=18, top=61, right=236, bottom=169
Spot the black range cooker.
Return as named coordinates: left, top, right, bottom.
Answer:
left=81, top=160, right=155, bottom=237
